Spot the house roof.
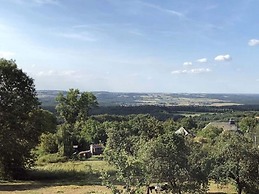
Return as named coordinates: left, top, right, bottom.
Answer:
left=203, top=121, right=238, bottom=131
left=175, top=127, right=190, bottom=136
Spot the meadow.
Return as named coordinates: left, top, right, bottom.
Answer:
left=0, top=156, right=236, bottom=194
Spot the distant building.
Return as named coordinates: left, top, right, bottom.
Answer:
left=90, top=144, right=104, bottom=155
left=175, top=127, right=190, bottom=136
left=203, top=119, right=238, bottom=131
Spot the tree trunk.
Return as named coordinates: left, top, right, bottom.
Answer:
left=146, top=186, right=150, bottom=194
left=237, top=184, right=243, bottom=194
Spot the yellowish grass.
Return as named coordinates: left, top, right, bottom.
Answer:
left=0, top=181, right=237, bottom=194
left=0, top=160, right=237, bottom=194
left=208, top=182, right=236, bottom=194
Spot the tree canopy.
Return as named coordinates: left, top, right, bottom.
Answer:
left=0, top=59, right=44, bottom=178
left=210, top=131, right=259, bottom=194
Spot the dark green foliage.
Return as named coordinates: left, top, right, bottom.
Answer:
left=180, top=116, right=197, bottom=132
left=0, top=59, right=42, bottom=179
left=140, top=133, right=190, bottom=192
left=55, top=89, right=99, bottom=157
left=210, top=131, right=259, bottom=194
left=37, top=133, right=58, bottom=154
left=56, top=89, right=98, bottom=124
left=104, top=115, right=210, bottom=193
left=239, top=116, right=258, bottom=132
left=197, top=126, right=223, bottom=142
left=188, top=140, right=213, bottom=191
left=78, top=119, right=107, bottom=145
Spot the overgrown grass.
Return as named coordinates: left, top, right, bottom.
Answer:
left=208, top=182, right=236, bottom=194
left=36, top=153, right=68, bottom=165
left=28, top=156, right=116, bottom=185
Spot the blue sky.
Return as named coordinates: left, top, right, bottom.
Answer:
left=0, top=0, right=259, bottom=93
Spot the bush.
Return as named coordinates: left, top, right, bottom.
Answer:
left=36, top=153, right=67, bottom=165
left=38, top=133, right=58, bottom=154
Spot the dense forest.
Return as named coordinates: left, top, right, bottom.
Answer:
left=1, top=59, right=259, bottom=194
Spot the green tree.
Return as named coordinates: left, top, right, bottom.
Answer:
left=187, top=139, right=213, bottom=192
left=55, top=89, right=98, bottom=157
left=140, top=132, right=207, bottom=194
left=78, top=119, right=107, bottom=145
left=104, top=120, right=145, bottom=193
left=239, top=116, right=257, bottom=133
left=180, top=116, right=197, bottom=132
left=37, top=133, right=58, bottom=154
left=0, top=59, right=42, bottom=179
left=210, top=131, right=259, bottom=194
left=56, top=89, right=98, bottom=124
left=197, top=126, right=223, bottom=142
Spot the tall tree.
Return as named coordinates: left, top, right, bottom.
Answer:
left=0, top=59, right=42, bottom=178
left=140, top=132, right=207, bottom=194
left=210, top=131, right=259, bottom=194
left=55, top=89, right=98, bottom=157
left=56, top=89, right=98, bottom=124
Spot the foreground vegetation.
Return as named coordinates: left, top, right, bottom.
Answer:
left=1, top=59, right=259, bottom=193
left=0, top=158, right=236, bottom=194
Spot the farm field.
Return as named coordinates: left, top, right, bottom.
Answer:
left=0, top=159, right=236, bottom=194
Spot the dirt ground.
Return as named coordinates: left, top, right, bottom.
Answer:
left=0, top=181, right=236, bottom=194
left=0, top=181, right=111, bottom=194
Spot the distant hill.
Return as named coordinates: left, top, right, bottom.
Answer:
left=37, top=90, right=259, bottom=108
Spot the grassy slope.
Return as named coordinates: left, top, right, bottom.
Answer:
left=0, top=158, right=236, bottom=194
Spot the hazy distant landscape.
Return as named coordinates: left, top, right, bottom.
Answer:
left=38, top=90, right=259, bottom=107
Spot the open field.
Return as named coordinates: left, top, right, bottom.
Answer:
left=0, top=158, right=236, bottom=194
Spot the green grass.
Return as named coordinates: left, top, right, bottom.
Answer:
left=0, top=157, right=237, bottom=194
left=27, top=156, right=116, bottom=186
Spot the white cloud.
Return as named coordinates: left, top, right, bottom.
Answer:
left=248, top=39, right=259, bottom=46
left=214, top=54, right=232, bottom=62
left=58, top=32, right=96, bottom=42
left=183, top=62, right=192, bottom=66
left=190, top=68, right=211, bottom=73
left=197, top=58, right=208, bottom=63
left=171, top=68, right=211, bottom=74
left=0, top=51, right=15, bottom=59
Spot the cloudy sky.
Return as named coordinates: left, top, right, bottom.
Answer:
left=0, top=0, right=259, bottom=93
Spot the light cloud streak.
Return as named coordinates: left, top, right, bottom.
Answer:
left=57, top=32, right=97, bottom=42
left=214, top=54, right=232, bottom=62
left=36, top=70, right=82, bottom=78
left=139, top=1, right=184, bottom=17
left=171, top=68, right=211, bottom=74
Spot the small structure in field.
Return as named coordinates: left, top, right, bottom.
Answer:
left=90, top=144, right=104, bottom=155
